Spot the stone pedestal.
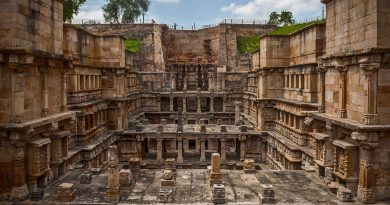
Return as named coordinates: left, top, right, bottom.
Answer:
left=158, top=187, right=174, bottom=203
left=161, top=170, right=175, bottom=187
left=119, top=169, right=132, bottom=186
left=259, top=184, right=276, bottom=204
left=337, top=187, right=353, bottom=202
left=243, top=159, right=256, bottom=173
left=30, top=188, right=44, bottom=201
left=212, top=184, right=226, bottom=204
left=57, top=183, right=76, bottom=202
left=209, top=153, right=222, bottom=185
left=80, top=171, right=92, bottom=184
left=106, top=167, right=121, bottom=203
left=106, top=146, right=121, bottom=203
left=10, top=184, right=29, bottom=201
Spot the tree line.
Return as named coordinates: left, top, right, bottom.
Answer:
left=64, top=0, right=295, bottom=26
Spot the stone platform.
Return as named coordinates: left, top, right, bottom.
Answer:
left=9, top=167, right=363, bottom=204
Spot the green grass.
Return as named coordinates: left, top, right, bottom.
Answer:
left=237, top=35, right=261, bottom=54
left=124, top=39, right=142, bottom=53
left=268, top=19, right=325, bottom=35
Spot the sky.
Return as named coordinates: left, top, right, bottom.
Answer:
left=74, top=0, right=325, bottom=27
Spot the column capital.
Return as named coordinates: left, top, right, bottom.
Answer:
left=315, top=66, right=327, bottom=74
left=359, top=62, right=381, bottom=72
left=336, top=65, right=348, bottom=73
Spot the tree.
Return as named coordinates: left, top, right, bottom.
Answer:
left=268, top=11, right=280, bottom=25
left=279, top=10, right=295, bottom=26
left=63, top=0, right=86, bottom=22
left=103, top=0, right=151, bottom=23
left=268, top=10, right=295, bottom=26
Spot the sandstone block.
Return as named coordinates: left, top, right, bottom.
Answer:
left=57, top=183, right=76, bottom=202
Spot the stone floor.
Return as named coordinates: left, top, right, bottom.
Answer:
left=8, top=166, right=374, bottom=204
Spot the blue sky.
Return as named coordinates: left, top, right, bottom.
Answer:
left=74, top=0, right=324, bottom=27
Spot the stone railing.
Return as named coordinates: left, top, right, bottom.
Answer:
left=67, top=89, right=103, bottom=104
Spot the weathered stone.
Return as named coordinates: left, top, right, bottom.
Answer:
left=57, top=183, right=76, bottom=202
left=243, top=159, right=256, bottom=173
left=259, top=184, right=276, bottom=204
left=212, top=184, right=226, bottom=204
left=80, top=171, right=93, bottom=184
left=210, top=153, right=222, bottom=185
left=119, top=169, right=132, bottom=186
left=30, top=188, right=44, bottom=201
left=337, top=187, right=354, bottom=202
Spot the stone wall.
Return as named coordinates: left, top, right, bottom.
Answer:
left=289, top=24, right=326, bottom=65
left=83, top=24, right=165, bottom=71
left=260, top=36, right=290, bottom=68
left=63, top=25, right=125, bottom=68
left=0, top=0, right=63, bottom=55
left=162, top=27, right=221, bottom=65
left=324, top=0, right=390, bottom=56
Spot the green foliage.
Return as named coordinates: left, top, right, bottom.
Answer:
left=63, top=0, right=86, bottom=22
left=269, top=19, right=325, bottom=35
left=268, top=11, right=279, bottom=25
left=237, top=35, right=260, bottom=54
left=268, top=10, right=295, bottom=26
left=103, top=0, right=151, bottom=23
left=125, top=39, right=142, bottom=53
left=279, top=11, right=295, bottom=26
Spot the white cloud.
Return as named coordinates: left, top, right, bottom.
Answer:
left=74, top=9, right=104, bottom=21
left=221, top=0, right=322, bottom=21
left=155, top=0, right=180, bottom=3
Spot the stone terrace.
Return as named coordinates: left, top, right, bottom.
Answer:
left=11, top=168, right=350, bottom=205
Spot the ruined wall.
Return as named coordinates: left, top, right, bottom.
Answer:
left=0, top=0, right=63, bottom=55
left=324, top=0, right=390, bottom=56
left=162, top=27, right=220, bottom=65
left=63, top=25, right=125, bottom=68
left=83, top=24, right=165, bottom=71
left=260, top=36, right=290, bottom=68
left=289, top=24, right=325, bottom=65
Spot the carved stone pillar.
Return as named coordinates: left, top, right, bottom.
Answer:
left=169, top=96, right=174, bottom=112
left=210, top=97, right=215, bottom=113
left=157, top=138, right=163, bottom=162
left=182, top=97, right=187, bottom=113
left=171, top=73, right=176, bottom=91
left=234, top=101, right=241, bottom=126
left=258, top=70, right=267, bottom=98
left=177, top=137, right=183, bottom=163
left=10, top=143, right=29, bottom=201
left=106, top=145, right=120, bottom=202
left=200, top=138, right=206, bottom=162
left=10, top=64, right=26, bottom=123
left=38, top=62, right=49, bottom=117
left=351, top=132, right=379, bottom=204
left=257, top=102, right=266, bottom=130
left=317, top=66, right=327, bottom=113
left=208, top=72, right=214, bottom=91
left=359, top=62, right=380, bottom=125
left=336, top=65, right=348, bottom=118
left=157, top=95, right=161, bottom=112
left=136, top=137, right=143, bottom=159
left=220, top=139, right=226, bottom=161
left=239, top=136, right=246, bottom=161
left=197, top=96, right=201, bottom=114
left=223, top=96, right=227, bottom=113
